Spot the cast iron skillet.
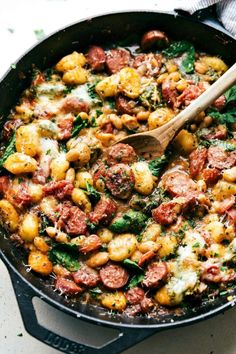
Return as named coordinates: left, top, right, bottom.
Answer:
left=0, top=10, right=236, bottom=354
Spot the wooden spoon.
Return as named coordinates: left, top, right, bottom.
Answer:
left=118, top=63, right=236, bottom=156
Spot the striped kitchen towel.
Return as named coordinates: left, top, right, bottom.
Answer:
left=174, top=0, right=236, bottom=37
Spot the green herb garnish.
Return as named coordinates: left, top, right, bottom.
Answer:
left=148, top=154, right=169, bottom=177
left=72, top=115, right=89, bottom=137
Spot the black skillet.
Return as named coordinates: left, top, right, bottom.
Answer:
left=0, top=9, right=236, bottom=354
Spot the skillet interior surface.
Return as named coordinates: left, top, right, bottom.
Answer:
left=1, top=11, right=236, bottom=328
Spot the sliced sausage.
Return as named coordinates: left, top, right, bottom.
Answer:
left=87, top=46, right=106, bottom=71
left=162, top=80, right=178, bottom=109
left=116, top=95, right=135, bottom=115
left=152, top=201, right=179, bottom=225
left=105, top=163, right=135, bottom=199
left=217, top=195, right=235, bottom=214
left=141, top=30, right=169, bottom=50
left=202, top=168, right=221, bottom=185
left=132, top=53, right=162, bottom=77
left=142, top=262, right=168, bottom=288
left=176, top=85, right=202, bottom=107
left=0, top=176, right=9, bottom=195
left=208, top=146, right=236, bottom=170
left=100, top=263, right=129, bottom=289
left=201, top=264, right=236, bottom=283
left=3, top=119, right=23, bottom=140
left=60, top=96, right=89, bottom=114
left=138, top=250, right=156, bottom=267
left=89, top=196, right=117, bottom=224
left=6, top=180, right=32, bottom=208
left=55, top=277, right=83, bottom=295
left=162, top=171, right=197, bottom=197
left=80, top=234, right=102, bottom=254
left=212, top=95, right=226, bottom=111
left=73, top=264, right=100, bottom=287
left=58, top=202, right=88, bottom=235
left=140, top=296, right=154, bottom=313
left=189, top=147, right=207, bottom=179
left=57, top=114, right=74, bottom=140
left=125, top=287, right=145, bottom=304
left=204, top=125, right=227, bottom=140
left=106, top=49, right=131, bottom=74
left=43, top=180, right=74, bottom=200
left=106, top=143, right=137, bottom=166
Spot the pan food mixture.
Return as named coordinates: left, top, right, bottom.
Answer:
left=1, top=29, right=236, bottom=317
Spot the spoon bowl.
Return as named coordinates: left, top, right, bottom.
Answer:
left=117, top=63, right=236, bottom=155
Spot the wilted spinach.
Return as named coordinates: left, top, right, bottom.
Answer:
left=49, top=243, right=80, bottom=272
left=0, top=133, right=16, bottom=169
left=163, top=40, right=195, bottom=74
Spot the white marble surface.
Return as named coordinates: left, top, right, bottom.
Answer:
left=1, top=1, right=236, bottom=354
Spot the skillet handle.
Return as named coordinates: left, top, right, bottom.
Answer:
left=7, top=267, right=158, bottom=354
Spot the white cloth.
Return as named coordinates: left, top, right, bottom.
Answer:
left=174, top=0, right=236, bottom=37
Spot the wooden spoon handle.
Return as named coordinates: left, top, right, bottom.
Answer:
left=153, top=62, right=236, bottom=142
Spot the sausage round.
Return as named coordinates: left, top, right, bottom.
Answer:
left=140, top=30, right=169, bottom=50
left=89, top=196, right=117, bottom=224
left=100, top=263, right=129, bottom=289
left=55, top=277, right=83, bottom=295
left=106, top=143, right=137, bottom=166
left=87, top=46, right=106, bottom=71
left=73, top=264, right=100, bottom=287
left=189, top=147, right=207, bottom=179
left=152, top=201, right=178, bottom=225
left=162, top=171, right=197, bottom=197
left=61, top=96, right=90, bottom=114
left=106, top=49, right=131, bottom=74
left=142, top=262, right=168, bottom=288
left=125, top=287, right=145, bottom=304
left=208, top=146, right=236, bottom=170
left=202, top=168, right=221, bottom=185
left=43, top=180, right=74, bottom=200
left=105, top=163, right=135, bottom=199
left=58, top=202, right=88, bottom=235
left=116, top=95, right=135, bottom=115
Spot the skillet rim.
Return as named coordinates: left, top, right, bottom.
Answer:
left=0, top=9, right=236, bottom=329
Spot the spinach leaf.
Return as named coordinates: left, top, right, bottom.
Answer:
left=128, top=274, right=145, bottom=289
left=49, top=243, right=80, bottom=272
left=163, top=40, right=195, bottom=74
left=86, top=182, right=101, bottom=204
left=208, top=107, right=236, bottom=125
left=225, top=85, right=236, bottom=104
left=109, top=210, right=148, bottom=234
left=181, top=46, right=195, bottom=74
left=148, top=154, right=169, bottom=177
left=123, top=259, right=143, bottom=272
left=0, top=133, right=16, bottom=168
left=71, top=115, right=89, bottom=137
